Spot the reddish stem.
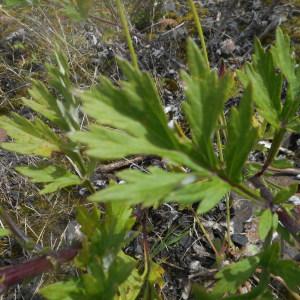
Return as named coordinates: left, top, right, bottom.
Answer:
left=0, top=246, right=80, bottom=294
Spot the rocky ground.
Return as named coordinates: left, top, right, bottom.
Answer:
left=0, top=0, right=300, bottom=299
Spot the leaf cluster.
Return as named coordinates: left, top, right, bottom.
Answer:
left=0, top=18, right=300, bottom=299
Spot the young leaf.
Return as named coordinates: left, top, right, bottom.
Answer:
left=16, top=165, right=81, bottom=194
left=0, top=114, right=62, bottom=157
left=47, top=51, right=80, bottom=131
left=182, top=39, right=234, bottom=168
left=224, top=85, right=258, bottom=182
left=23, top=51, right=81, bottom=132
left=258, top=209, right=273, bottom=240
left=75, top=203, right=137, bottom=299
left=213, top=256, right=260, bottom=296
left=23, top=80, right=71, bottom=131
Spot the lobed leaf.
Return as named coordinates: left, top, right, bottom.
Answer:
left=0, top=114, right=61, bottom=157
left=23, top=80, right=70, bottom=131
left=16, top=164, right=81, bottom=194
left=71, top=59, right=208, bottom=172
left=238, top=39, right=282, bottom=127
left=182, top=39, right=234, bottom=168
left=90, top=166, right=230, bottom=212
left=271, top=27, right=300, bottom=122
left=168, top=177, right=230, bottom=213
left=224, top=85, right=258, bottom=182
left=89, top=167, right=192, bottom=206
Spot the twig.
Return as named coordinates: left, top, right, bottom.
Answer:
left=96, top=156, right=149, bottom=173
left=89, top=15, right=121, bottom=27
left=0, top=206, right=42, bottom=252
left=193, top=211, right=220, bottom=259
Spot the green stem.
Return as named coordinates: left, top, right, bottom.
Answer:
left=217, top=172, right=264, bottom=203
left=187, top=0, right=209, bottom=67
left=257, top=127, right=286, bottom=176
left=225, top=193, right=233, bottom=247
left=216, top=130, right=224, bottom=162
left=216, top=132, right=233, bottom=247
left=116, top=0, right=139, bottom=70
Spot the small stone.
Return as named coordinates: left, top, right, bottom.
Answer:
left=221, top=39, right=236, bottom=55
left=289, top=195, right=300, bottom=205
left=65, top=221, right=84, bottom=245
left=79, top=188, right=88, bottom=196
left=231, top=233, right=248, bottom=247
left=95, top=180, right=106, bottom=187
left=189, top=260, right=201, bottom=272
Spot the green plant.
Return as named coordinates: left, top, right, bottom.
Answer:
left=0, top=1, right=300, bottom=299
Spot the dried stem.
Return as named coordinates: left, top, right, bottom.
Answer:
left=0, top=206, right=42, bottom=252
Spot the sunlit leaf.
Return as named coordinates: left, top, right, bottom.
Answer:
left=89, top=167, right=193, bottom=206
left=0, top=228, right=10, bottom=237
left=40, top=280, right=81, bottom=300
left=0, top=114, right=61, bottom=157
left=16, top=164, right=81, bottom=194
left=116, top=253, right=144, bottom=300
